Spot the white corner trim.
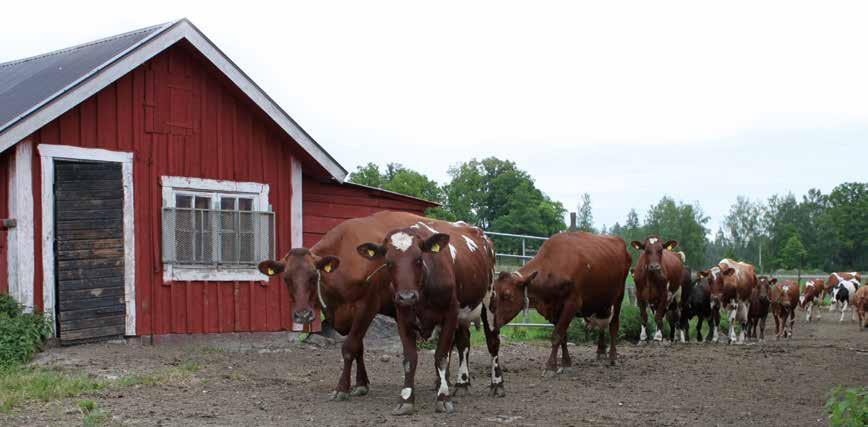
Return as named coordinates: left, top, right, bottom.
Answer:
left=38, top=144, right=136, bottom=336
left=160, top=175, right=270, bottom=283
left=0, top=20, right=347, bottom=182
left=7, top=139, right=35, bottom=312
left=290, top=157, right=303, bottom=248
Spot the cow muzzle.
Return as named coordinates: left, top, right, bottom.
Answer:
left=648, top=263, right=662, bottom=273
left=292, top=308, right=315, bottom=325
left=396, top=290, right=419, bottom=306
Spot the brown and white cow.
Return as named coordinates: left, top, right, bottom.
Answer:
left=699, top=259, right=756, bottom=344
left=258, top=211, right=423, bottom=401
left=492, top=232, right=630, bottom=374
left=827, top=272, right=863, bottom=313
left=356, top=221, right=496, bottom=415
left=853, top=286, right=868, bottom=330
left=631, top=236, right=684, bottom=343
left=747, top=276, right=772, bottom=342
left=800, top=278, right=825, bottom=322
left=771, top=278, right=799, bottom=339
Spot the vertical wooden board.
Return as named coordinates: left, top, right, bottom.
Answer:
left=132, top=68, right=151, bottom=335
left=40, top=120, right=60, bottom=145
left=221, top=283, right=235, bottom=332
left=116, top=75, right=134, bottom=152
left=0, top=152, right=10, bottom=295
left=31, top=139, right=43, bottom=311
left=154, top=133, right=172, bottom=334
left=188, top=282, right=204, bottom=333
left=171, top=282, right=186, bottom=334
left=97, top=84, right=118, bottom=150
left=237, top=281, right=251, bottom=331
left=219, top=94, right=234, bottom=181
left=205, top=282, right=220, bottom=333
left=200, top=76, right=218, bottom=179
left=59, top=108, right=81, bottom=147
left=80, top=97, right=98, bottom=147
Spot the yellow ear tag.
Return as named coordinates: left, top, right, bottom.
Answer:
left=267, top=268, right=275, bottom=276
left=367, top=249, right=375, bottom=257
left=431, top=243, right=440, bottom=253
left=324, top=264, right=332, bottom=273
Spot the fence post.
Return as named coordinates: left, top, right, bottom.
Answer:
left=569, top=212, right=577, bottom=232
left=521, top=238, right=526, bottom=266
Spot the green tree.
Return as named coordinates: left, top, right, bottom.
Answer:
left=723, top=196, right=765, bottom=265
left=347, top=162, right=384, bottom=188
left=642, top=197, right=709, bottom=269
left=778, top=234, right=807, bottom=271
left=826, top=182, right=868, bottom=269
left=577, top=193, right=595, bottom=233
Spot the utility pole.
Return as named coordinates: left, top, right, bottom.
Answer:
left=569, top=212, right=577, bottom=232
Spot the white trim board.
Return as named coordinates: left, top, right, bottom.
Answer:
left=37, top=144, right=136, bottom=336
left=160, top=175, right=270, bottom=283
left=290, top=158, right=303, bottom=248
left=7, top=139, right=35, bottom=312
left=0, top=19, right=347, bottom=182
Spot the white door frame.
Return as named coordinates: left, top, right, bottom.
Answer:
left=38, top=144, right=136, bottom=336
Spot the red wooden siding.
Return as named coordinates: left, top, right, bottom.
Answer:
left=301, top=178, right=434, bottom=247
left=0, top=150, right=12, bottom=295
left=29, top=42, right=301, bottom=336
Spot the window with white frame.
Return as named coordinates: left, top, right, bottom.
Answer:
left=160, top=177, right=274, bottom=281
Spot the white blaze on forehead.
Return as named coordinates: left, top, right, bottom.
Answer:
left=390, top=232, right=414, bottom=252
left=648, top=237, right=658, bottom=244
left=462, top=235, right=478, bottom=252
left=449, top=244, right=457, bottom=262
left=401, top=387, right=412, bottom=400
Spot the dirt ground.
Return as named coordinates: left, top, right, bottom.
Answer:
left=4, top=313, right=867, bottom=426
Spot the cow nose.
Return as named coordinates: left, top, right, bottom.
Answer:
left=396, top=291, right=419, bottom=306
left=293, top=309, right=315, bottom=324
left=648, top=264, right=662, bottom=272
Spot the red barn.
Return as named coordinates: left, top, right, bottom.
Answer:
left=0, top=19, right=436, bottom=344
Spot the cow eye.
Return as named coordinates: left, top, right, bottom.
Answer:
left=415, top=257, right=423, bottom=265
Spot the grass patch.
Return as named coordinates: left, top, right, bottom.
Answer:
left=826, top=386, right=867, bottom=427
left=0, top=365, right=105, bottom=413
left=79, top=399, right=111, bottom=426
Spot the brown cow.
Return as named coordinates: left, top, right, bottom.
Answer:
left=695, top=267, right=723, bottom=342
left=854, top=286, right=868, bottom=330
left=631, top=236, right=684, bottom=343
left=492, top=232, right=630, bottom=373
left=258, top=211, right=468, bottom=403
left=827, top=272, right=863, bottom=313
left=799, top=278, right=825, bottom=322
left=746, top=276, right=772, bottom=341
left=699, top=258, right=756, bottom=344
left=356, top=221, right=496, bottom=415
left=771, top=279, right=799, bottom=339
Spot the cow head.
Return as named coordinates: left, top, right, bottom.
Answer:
left=697, top=267, right=722, bottom=310
left=491, top=270, right=538, bottom=330
left=257, top=249, right=340, bottom=325
left=756, top=276, right=775, bottom=304
left=631, top=236, right=678, bottom=281
left=356, top=229, right=452, bottom=307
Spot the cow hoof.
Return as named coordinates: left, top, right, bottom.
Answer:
left=489, top=384, right=506, bottom=398
left=452, top=383, right=470, bottom=396
left=434, top=400, right=455, bottom=414
left=561, top=366, right=576, bottom=374
left=350, top=385, right=369, bottom=397
left=542, top=369, right=559, bottom=378
left=329, top=391, right=350, bottom=401
left=597, top=352, right=607, bottom=361
left=392, top=403, right=415, bottom=416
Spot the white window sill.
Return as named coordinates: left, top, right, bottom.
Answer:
left=163, top=265, right=268, bottom=282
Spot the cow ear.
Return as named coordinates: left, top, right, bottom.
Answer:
left=421, top=233, right=450, bottom=253
left=722, top=267, right=736, bottom=277
left=769, top=278, right=778, bottom=285
left=258, top=260, right=286, bottom=277
left=664, top=240, right=678, bottom=251
left=519, top=271, right=539, bottom=288
left=316, top=256, right=340, bottom=273
left=357, top=243, right=386, bottom=260
left=697, top=270, right=709, bottom=278
left=630, top=241, right=644, bottom=251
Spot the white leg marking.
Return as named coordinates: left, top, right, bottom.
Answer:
left=401, top=387, right=412, bottom=400
left=712, top=327, right=719, bottom=342
left=437, top=367, right=449, bottom=397
left=457, top=348, right=470, bottom=384
left=679, top=329, right=686, bottom=343
left=653, top=329, right=663, bottom=341
left=490, top=356, right=502, bottom=384
left=640, top=325, right=647, bottom=341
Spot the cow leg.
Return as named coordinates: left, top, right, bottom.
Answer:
left=607, top=297, right=623, bottom=365
left=452, top=325, right=471, bottom=396
left=788, top=309, right=795, bottom=338
left=393, top=308, right=418, bottom=416
left=758, top=315, right=766, bottom=342
left=544, top=303, right=577, bottom=377
left=840, top=301, right=848, bottom=322
left=727, top=305, right=737, bottom=344
left=350, top=342, right=369, bottom=396
left=480, top=302, right=505, bottom=397
left=595, top=327, right=606, bottom=361
left=815, top=300, right=822, bottom=320
left=696, top=314, right=704, bottom=342
left=331, top=304, right=378, bottom=401
left=638, top=300, right=649, bottom=343
left=710, top=308, right=720, bottom=343
left=653, top=305, right=665, bottom=342
left=434, top=305, right=458, bottom=414
left=806, top=303, right=812, bottom=322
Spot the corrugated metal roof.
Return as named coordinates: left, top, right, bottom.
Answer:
left=0, top=22, right=172, bottom=134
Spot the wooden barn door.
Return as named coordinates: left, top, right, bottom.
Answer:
left=54, top=160, right=126, bottom=344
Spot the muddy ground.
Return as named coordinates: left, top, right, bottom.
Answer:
left=4, top=313, right=867, bottom=426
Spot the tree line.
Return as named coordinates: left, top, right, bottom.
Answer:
left=348, top=159, right=866, bottom=272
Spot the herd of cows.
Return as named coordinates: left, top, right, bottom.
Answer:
left=256, top=211, right=866, bottom=415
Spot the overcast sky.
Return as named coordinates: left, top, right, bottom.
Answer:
left=4, top=1, right=867, bottom=233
